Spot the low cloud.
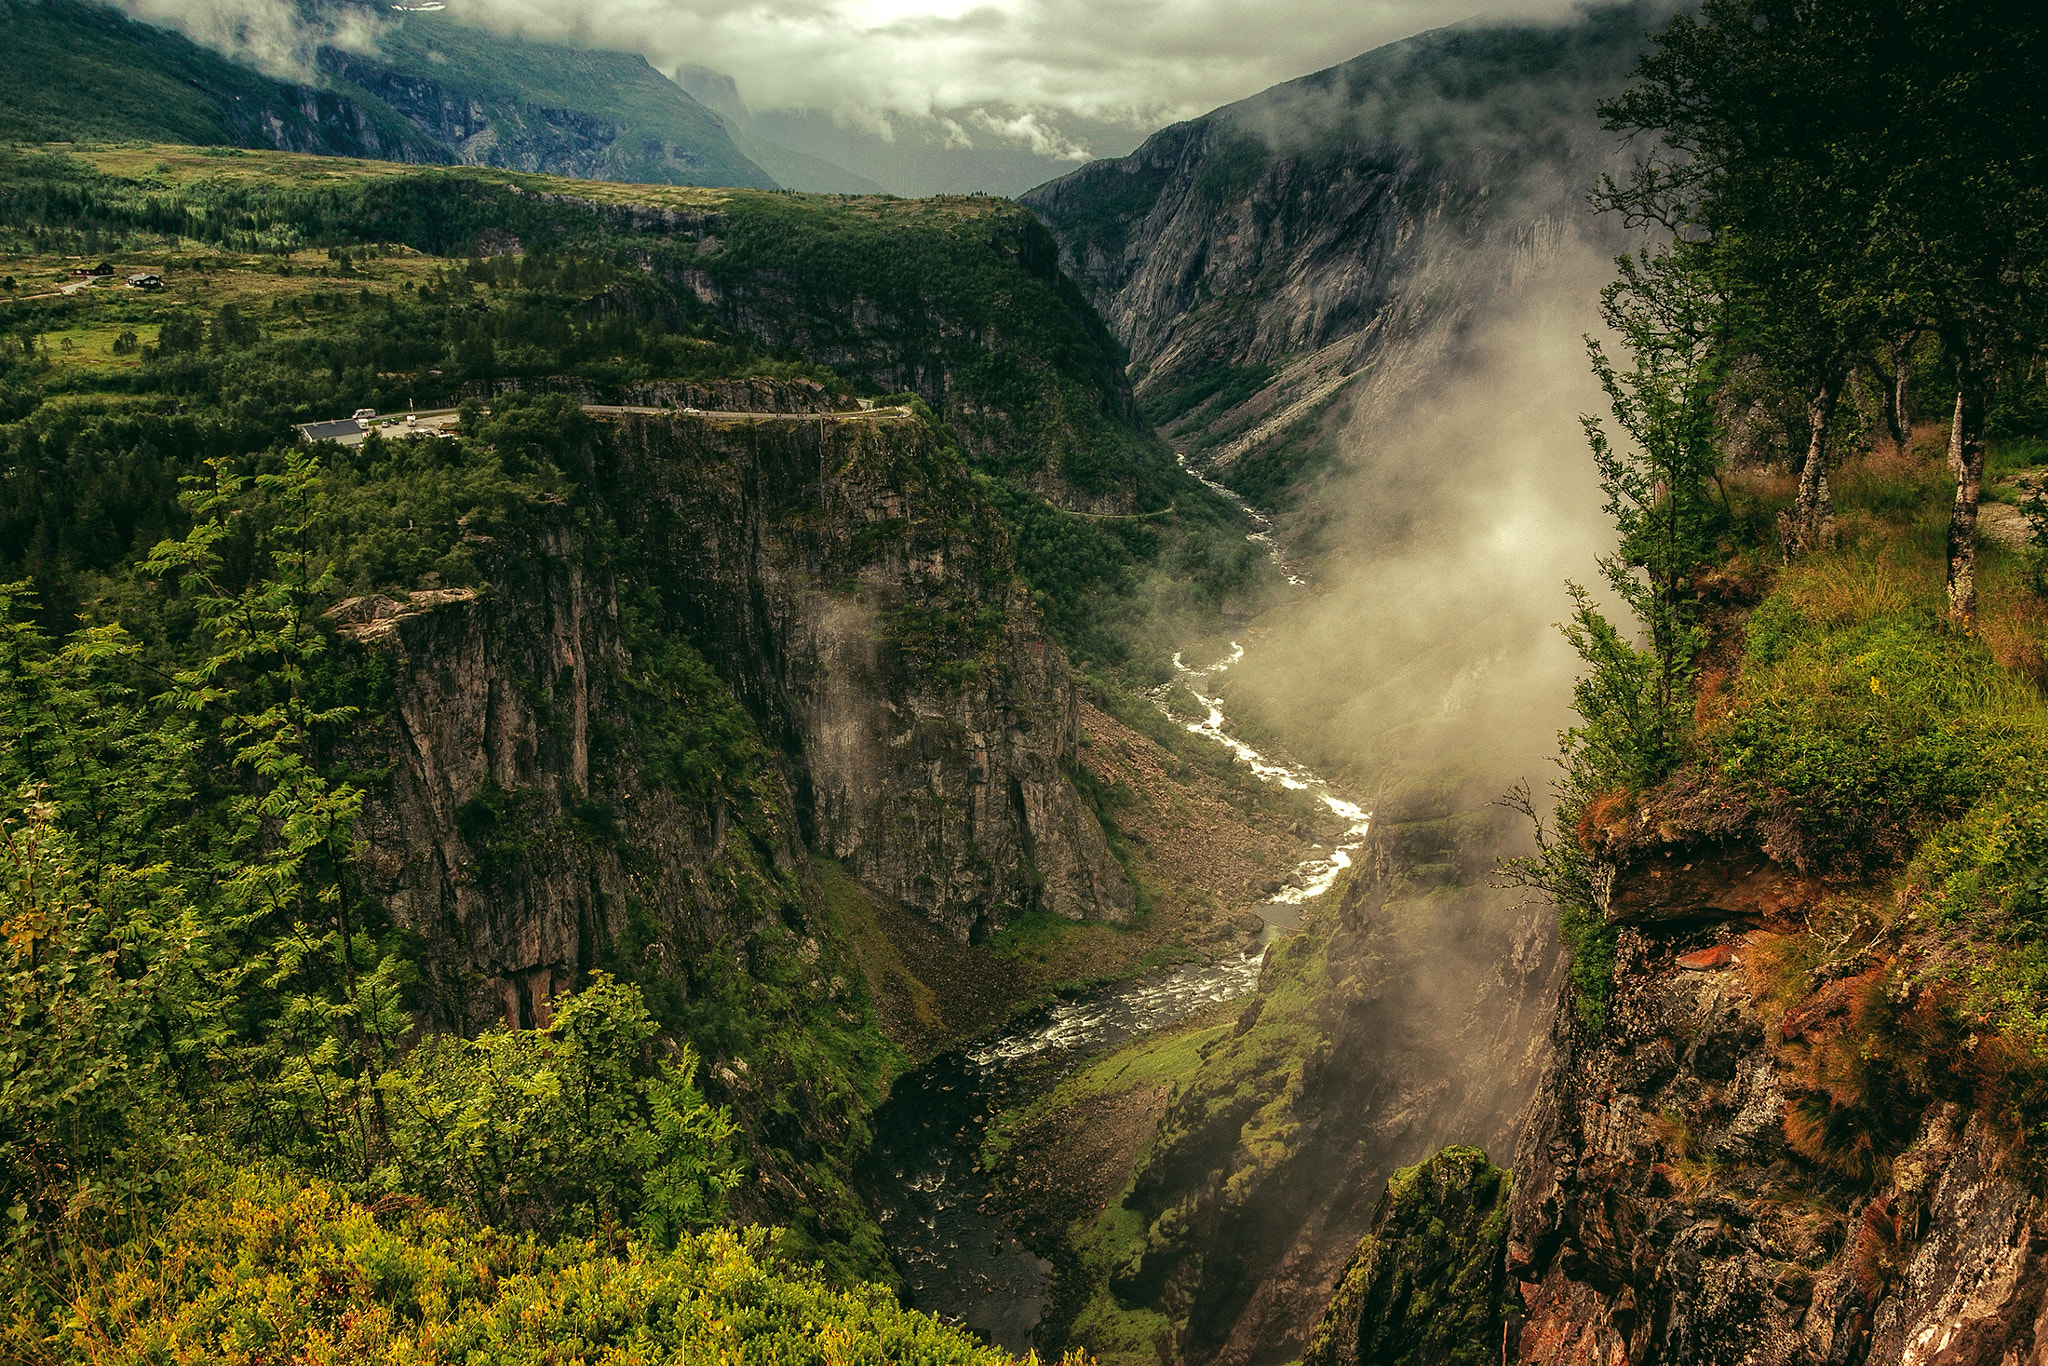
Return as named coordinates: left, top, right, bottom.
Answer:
left=111, top=0, right=1601, bottom=158
left=113, top=0, right=385, bottom=81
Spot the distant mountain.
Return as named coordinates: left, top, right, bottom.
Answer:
left=0, top=0, right=776, bottom=190
left=321, top=14, right=774, bottom=189
left=674, top=65, right=882, bottom=196
left=0, top=0, right=445, bottom=161
left=750, top=107, right=1142, bottom=199
left=1024, top=4, right=1652, bottom=503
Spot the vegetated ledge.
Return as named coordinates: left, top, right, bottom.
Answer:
left=1501, top=443, right=2048, bottom=1362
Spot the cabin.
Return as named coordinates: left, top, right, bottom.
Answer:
left=70, top=263, right=114, bottom=278
left=298, top=418, right=366, bottom=446
left=125, top=273, right=162, bottom=290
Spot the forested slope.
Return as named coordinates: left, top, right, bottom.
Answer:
left=1299, top=2, right=2048, bottom=1360
left=0, top=144, right=1278, bottom=1353
left=0, top=0, right=447, bottom=162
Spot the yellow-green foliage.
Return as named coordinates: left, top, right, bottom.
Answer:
left=1910, top=774, right=2048, bottom=1048
left=9, top=1166, right=1061, bottom=1366
left=1709, top=444, right=2048, bottom=1142
left=1712, top=447, right=2048, bottom=875
left=1300, top=1147, right=1514, bottom=1366
left=981, top=1012, right=1233, bottom=1169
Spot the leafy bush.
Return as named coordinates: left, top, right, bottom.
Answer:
left=1713, top=594, right=2045, bottom=872
left=6, top=1165, right=1059, bottom=1366
left=380, top=974, right=741, bottom=1247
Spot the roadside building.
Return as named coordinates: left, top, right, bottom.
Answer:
left=298, top=418, right=366, bottom=445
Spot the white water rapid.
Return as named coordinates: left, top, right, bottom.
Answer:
left=862, top=462, right=1379, bottom=1351
left=1161, top=452, right=1373, bottom=929
left=1177, top=450, right=1305, bottom=586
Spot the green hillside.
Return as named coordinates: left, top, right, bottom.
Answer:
left=332, top=13, right=774, bottom=189
left=0, top=1, right=775, bottom=190
left=0, top=0, right=440, bottom=159
left=0, top=144, right=1260, bottom=668
left=0, top=143, right=1250, bottom=1352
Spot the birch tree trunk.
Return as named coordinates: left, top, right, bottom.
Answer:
left=1947, top=389, right=1965, bottom=479
left=1780, top=380, right=1838, bottom=560
left=1891, top=334, right=1918, bottom=447
left=1945, top=375, right=1988, bottom=625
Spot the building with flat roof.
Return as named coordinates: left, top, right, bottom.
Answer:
left=298, top=418, right=366, bottom=445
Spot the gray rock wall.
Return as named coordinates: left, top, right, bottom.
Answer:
left=340, top=403, right=1128, bottom=1036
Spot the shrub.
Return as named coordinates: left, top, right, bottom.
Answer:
left=380, top=974, right=742, bottom=1247
left=6, top=1165, right=1056, bottom=1366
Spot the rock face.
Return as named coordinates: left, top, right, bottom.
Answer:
left=1022, top=7, right=1645, bottom=489
left=1505, top=784, right=2048, bottom=1365
left=1302, top=1146, right=1517, bottom=1366
left=341, top=402, right=1128, bottom=1038
left=319, top=47, right=774, bottom=190
left=337, top=527, right=792, bottom=1034
left=606, top=410, right=1132, bottom=940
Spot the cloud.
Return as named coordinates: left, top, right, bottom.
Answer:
left=113, top=0, right=385, bottom=81
left=111, top=0, right=1601, bottom=158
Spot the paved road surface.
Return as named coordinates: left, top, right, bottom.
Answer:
left=579, top=403, right=912, bottom=421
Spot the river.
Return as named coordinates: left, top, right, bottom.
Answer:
left=863, top=460, right=1370, bottom=1351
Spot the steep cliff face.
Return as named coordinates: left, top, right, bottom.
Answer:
left=330, top=397, right=1129, bottom=1274
left=1022, top=7, right=1645, bottom=500
left=605, top=410, right=1132, bottom=940
left=342, top=403, right=1128, bottom=1041
left=334, top=514, right=807, bottom=1038
left=1505, top=783, right=2048, bottom=1365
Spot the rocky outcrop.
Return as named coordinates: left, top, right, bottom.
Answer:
left=1302, top=1146, right=1517, bottom=1366
left=476, top=374, right=852, bottom=414
left=607, top=410, right=1131, bottom=940
left=340, top=400, right=1127, bottom=1046
left=338, top=518, right=803, bottom=1033
left=1505, top=793, right=2048, bottom=1365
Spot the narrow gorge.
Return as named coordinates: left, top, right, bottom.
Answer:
left=5, top=3, right=2045, bottom=1365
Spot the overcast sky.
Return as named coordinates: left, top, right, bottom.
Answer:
left=472, top=0, right=1589, bottom=148
left=119, top=0, right=1597, bottom=163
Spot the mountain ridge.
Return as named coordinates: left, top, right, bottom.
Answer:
left=0, top=0, right=819, bottom=191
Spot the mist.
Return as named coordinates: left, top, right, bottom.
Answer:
left=1217, top=232, right=1618, bottom=810
left=102, top=0, right=1607, bottom=191
left=1153, top=181, right=1634, bottom=1202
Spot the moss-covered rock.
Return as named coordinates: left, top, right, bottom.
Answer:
left=1303, top=1146, right=1515, bottom=1366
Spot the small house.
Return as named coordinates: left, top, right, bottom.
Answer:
left=126, top=274, right=162, bottom=290
left=297, top=418, right=366, bottom=446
